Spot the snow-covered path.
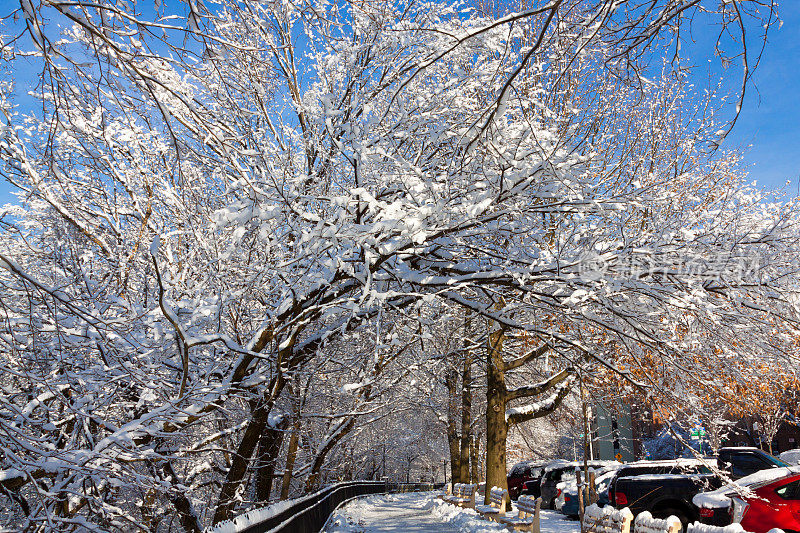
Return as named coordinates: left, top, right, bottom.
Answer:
left=324, top=492, right=463, bottom=532
left=323, top=492, right=581, bottom=533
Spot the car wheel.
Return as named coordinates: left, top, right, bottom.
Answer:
left=653, top=507, right=689, bottom=533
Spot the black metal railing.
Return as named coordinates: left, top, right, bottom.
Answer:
left=206, top=481, right=443, bottom=533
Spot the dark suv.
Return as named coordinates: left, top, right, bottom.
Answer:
left=607, top=459, right=712, bottom=527
left=717, top=447, right=788, bottom=479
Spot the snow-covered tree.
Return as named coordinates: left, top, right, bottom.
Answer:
left=0, top=0, right=797, bottom=530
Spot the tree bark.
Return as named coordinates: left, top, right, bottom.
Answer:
left=460, top=352, right=473, bottom=484
left=280, top=417, right=301, bottom=500
left=470, top=433, right=480, bottom=483
left=304, top=417, right=357, bottom=493
left=485, top=326, right=509, bottom=504
left=445, top=366, right=463, bottom=483
left=213, top=376, right=284, bottom=525
left=163, top=462, right=202, bottom=533
left=254, top=416, right=288, bottom=503
left=213, top=400, right=270, bottom=524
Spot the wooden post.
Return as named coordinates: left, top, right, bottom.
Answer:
left=500, top=491, right=511, bottom=514
left=468, top=484, right=477, bottom=509
left=588, top=470, right=598, bottom=505
left=666, top=516, right=682, bottom=533
left=618, top=508, right=634, bottom=533
left=531, top=497, right=541, bottom=533
left=577, top=468, right=584, bottom=520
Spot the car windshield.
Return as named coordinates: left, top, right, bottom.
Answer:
left=765, top=453, right=791, bottom=468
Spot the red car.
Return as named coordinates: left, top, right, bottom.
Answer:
left=506, top=460, right=549, bottom=500
left=732, top=469, right=800, bottom=533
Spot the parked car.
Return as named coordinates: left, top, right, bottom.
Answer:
left=607, top=457, right=708, bottom=502
left=728, top=467, right=800, bottom=533
left=540, top=460, right=617, bottom=509
left=616, top=469, right=715, bottom=527
left=718, top=447, right=790, bottom=479
left=520, top=477, right=543, bottom=498
left=517, top=459, right=569, bottom=499
left=507, top=460, right=550, bottom=500
left=556, top=465, right=622, bottom=518
left=692, top=447, right=792, bottom=526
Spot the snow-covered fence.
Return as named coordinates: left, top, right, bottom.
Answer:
left=205, top=481, right=442, bottom=533
left=582, top=504, right=634, bottom=533
left=633, top=511, right=681, bottom=533
left=583, top=506, right=782, bottom=533
left=686, top=523, right=782, bottom=533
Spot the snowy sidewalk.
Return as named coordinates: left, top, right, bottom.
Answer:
left=323, top=492, right=580, bottom=532
left=324, top=492, right=463, bottom=532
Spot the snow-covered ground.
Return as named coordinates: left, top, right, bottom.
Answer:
left=322, top=492, right=581, bottom=532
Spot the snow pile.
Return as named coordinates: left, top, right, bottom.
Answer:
left=429, top=498, right=581, bottom=533
left=427, top=498, right=507, bottom=532
left=634, top=511, right=681, bottom=533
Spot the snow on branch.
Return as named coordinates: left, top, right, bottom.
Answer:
left=506, top=375, right=575, bottom=425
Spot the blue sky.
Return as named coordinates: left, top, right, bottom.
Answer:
left=720, top=3, right=800, bottom=193
left=1, top=3, right=799, bottom=205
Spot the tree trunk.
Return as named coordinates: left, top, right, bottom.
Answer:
left=304, top=417, right=357, bottom=493
left=254, top=416, right=288, bottom=503
left=484, top=326, right=508, bottom=504
left=171, top=491, right=202, bottom=533
left=460, top=352, right=472, bottom=484
left=470, top=433, right=480, bottom=483
left=213, top=378, right=283, bottom=525
left=445, top=367, right=463, bottom=483
left=163, top=462, right=202, bottom=533
left=280, top=417, right=301, bottom=500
